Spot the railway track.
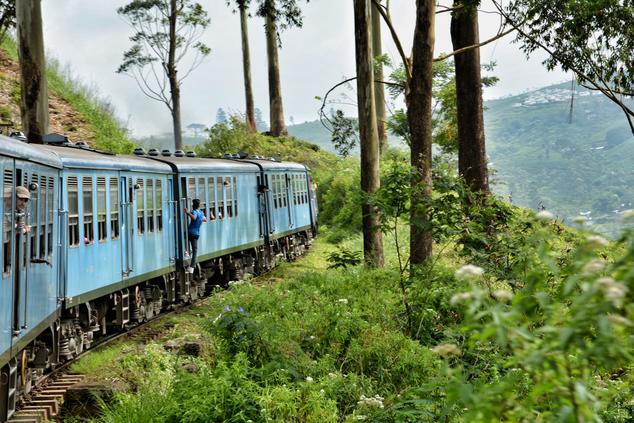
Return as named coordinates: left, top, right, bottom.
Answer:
left=8, top=301, right=196, bottom=423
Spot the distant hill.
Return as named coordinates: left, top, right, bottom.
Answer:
left=486, top=82, right=633, bottom=237
left=286, top=82, right=634, bottom=236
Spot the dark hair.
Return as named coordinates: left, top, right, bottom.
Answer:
left=192, top=199, right=200, bottom=209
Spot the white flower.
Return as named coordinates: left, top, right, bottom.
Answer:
left=336, top=298, right=349, bottom=305
left=431, top=343, right=462, bottom=357
left=328, top=372, right=337, bottom=379
left=595, top=277, right=628, bottom=308
left=320, top=389, right=325, bottom=394
left=583, top=259, right=605, bottom=275
left=357, top=395, right=385, bottom=409
left=536, top=210, right=555, bottom=221
left=455, top=264, right=484, bottom=280
left=572, top=215, right=588, bottom=225
left=607, top=314, right=633, bottom=327
left=586, top=235, right=609, bottom=249
left=354, top=416, right=368, bottom=421
left=450, top=292, right=473, bottom=306
left=492, top=289, right=514, bottom=302
left=305, top=376, right=314, bottom=383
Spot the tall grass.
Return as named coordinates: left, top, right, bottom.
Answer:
left=0, top=36, right=133, bottom=154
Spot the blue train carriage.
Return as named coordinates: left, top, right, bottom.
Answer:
left=39, top=143, right=175, bottom=358
left=241, top=157, right=316, bottom=262
left=149, top=150, right=266, bottom=290
left=0, top=137, right=63, bottom=422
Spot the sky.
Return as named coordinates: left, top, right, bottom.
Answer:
left=40, top=0, right=568, bottom=138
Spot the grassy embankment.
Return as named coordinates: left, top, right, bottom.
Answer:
left=64, top=123, right=634, bottom=422
left=0, top=37, right=133, bottom=153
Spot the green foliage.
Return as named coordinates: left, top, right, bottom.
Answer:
left=506, top=0, right=634, bottom=105
left=326, top=247, right=362, bottom=269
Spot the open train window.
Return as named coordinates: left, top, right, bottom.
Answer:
left=207, top=177, right=215, bottom=220
left=83, top=176, right=94, bottom=244
left=217, top=177, right=225, bottom=220
left=273, top=175, right=280, bottom=208
left=47, top=177, right=54, bottom=256
left=156, top=179, right=163, bottom=231
left=3, top=168, right=12, bottom=274
left=188, top=177, right=196, bottom=200
left=147, top=179, right=155, bottom=233
left=97, top=177, right=107, bottom=242
left=225, top=177, right=233, bottom=218
left=136, top=178, right=145, bottom=235
left=110, top=177, right=119, bottom=239
left=38, top=175, right=46, bottom=257
left=198, top=177, right=206, bottom=218
left=68, top=176, right=79, bottom=247
left=24, top=173, right=39, bottom=264
left=233, top=176, right=238, bottom=217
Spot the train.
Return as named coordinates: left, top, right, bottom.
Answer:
left=0, top=135, right=318, bottom=422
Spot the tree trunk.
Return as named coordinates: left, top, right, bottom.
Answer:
left=16, top=0, right=48, bottom=144
left=371, top=2, right=387, bottom=154
left=354, top=0, right=384, bottom=268
left=239, top=2, right=256, bottom=133
left=451, top=5, right=489, bottom=195
left=264, top=0, right=287, bottom=137
left=168, top=0, right=183, bottom=150
left=408, top=0, right=435, bottom=265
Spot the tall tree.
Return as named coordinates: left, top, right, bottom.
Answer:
left=228, top=0, right=257, bottom=132
left=117, top=0, right=210, bottom=150
left=261, top=0, right=287, bottom=136
left=354, top=0, right=384, bottom=267
left=255, top=0, right=306, bottom=137
left=451, top=2, right=489, bottom=195
left=407, top=0, right=435, bottom=265
left=371, top=1, right=388, bottom=154
left=16, top=0, right=48, bottom=144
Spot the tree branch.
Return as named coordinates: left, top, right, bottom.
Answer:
left=433, top=26, right=515, bottom=62
left=371, top=0, right=411, bottom=83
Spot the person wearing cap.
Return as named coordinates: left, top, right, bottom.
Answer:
left=15, top=186, right=31, bottom=234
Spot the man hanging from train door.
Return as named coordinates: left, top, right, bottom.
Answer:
left=184, top=198, right=204, bottom=274
left=14, top=186, right=31, bottom=234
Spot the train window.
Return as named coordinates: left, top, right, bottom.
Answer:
left=3, top=168, right=12, bottom=274
left=281, top=175, right=287, bottom=208
left=110, top=177, right=119, bottom=239
left=233, top=176, right=238, bottom=216
left=217, top=177, right=224, bottom=220
left=147, top=179, right=155, bottom=233
left=68, top=176, right=79, bottom=247
left=225, top=177, right=233, bottom=218
left=97, top=177, right=107, bottom=242
left=188, top=177, right=196, bottom=200
left=136, top=178, right=145, bottom=235
left=273, top=175, right=278, bottom=209
left=156, top=179, right=163, bottom=231
left=83, top=176, right=94, bottom=244
left=39, top=175, right=47, bottom=257
left=198, top=177, right=206, bottom=218
left=207, top=177, right=215, bottom=220
left=29, top=174, right=39, bottom=260
left=47, top=177, right=54, bottom=256
left=304, top=175, right=308, bottom=204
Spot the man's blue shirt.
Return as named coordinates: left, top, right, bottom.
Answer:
left=188, top=209, right=204, bottom=237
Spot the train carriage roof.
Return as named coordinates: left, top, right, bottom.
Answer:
left=36, top=144, right=173, bottom=173
left=149, top=156, right=260, bottom=173
left=0, top=136, right=63, bottom=169
left=240, top=159, right=309, bottom=172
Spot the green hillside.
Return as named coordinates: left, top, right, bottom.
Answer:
left=287, top=83, right=634, bottom=236
left=486, top=83, right=634, bottom=237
